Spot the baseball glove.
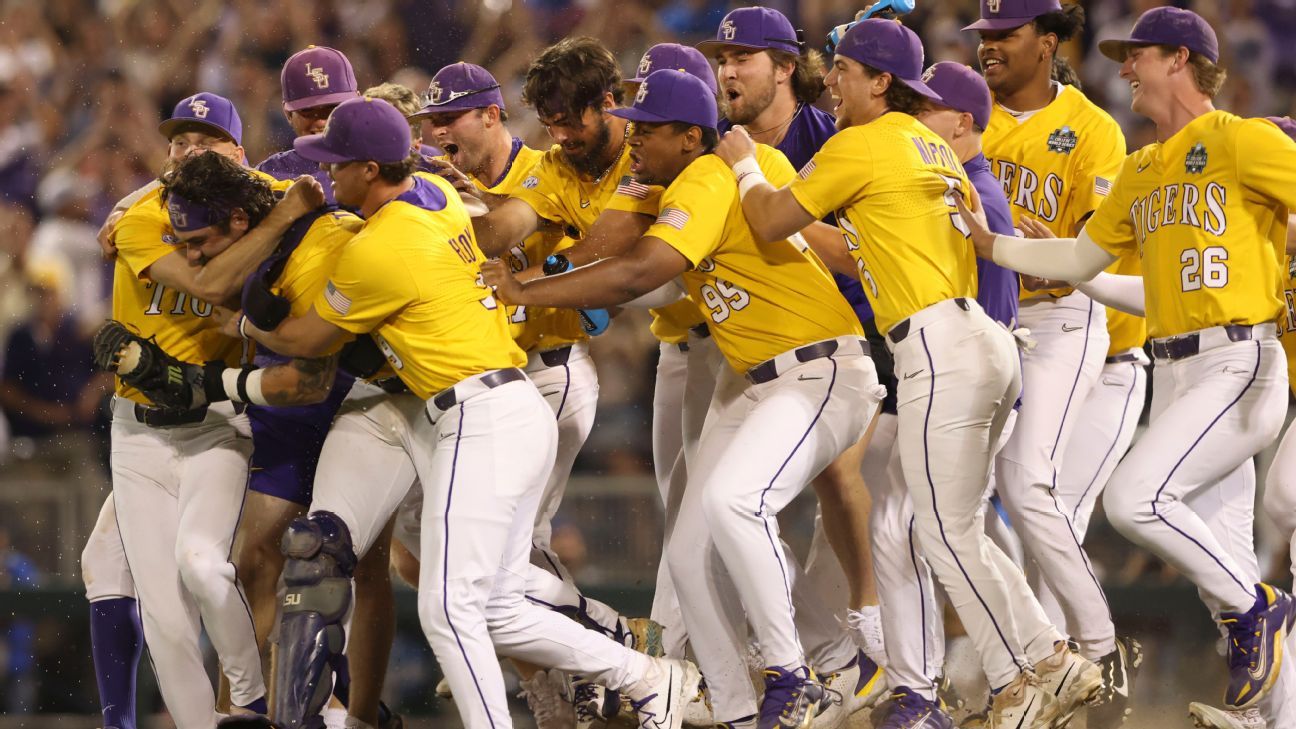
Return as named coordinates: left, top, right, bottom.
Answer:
left=92, top=320, right=214, bottom=410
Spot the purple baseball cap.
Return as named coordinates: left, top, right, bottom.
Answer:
left=282, top=46, right=359, bottom=112
left=294, top=97, right=411, bottom=164
left=158, top=92, right=243, bottom=145
left=609, top=69, right=718, bottom=130
left=1098, top=7, right=1219, bottom=64
left=835, top=19, right=941, bottom=102
left=963, top=0, right=1061, bottom=31
left=628, top=44, right=718, bottom=96
left=921, top=62, right=992, bottom=129
left=410, top=63, right=506, bottom=118
left=697, top=7, right=802, bottom=56
left=1267, top=116, right=1296, bottom=142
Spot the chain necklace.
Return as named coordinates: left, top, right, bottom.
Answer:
left=590, top=122, right=632, bottom=184
left=747, top=104, right=801, bottom=139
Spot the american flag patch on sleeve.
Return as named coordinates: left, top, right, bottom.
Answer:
left=798, top=160, right=817, bottom=179
left=657, top=208, right=690, bottom=230
left=1094, top=177, right=1112, bottom=196
left=324, top=280, right=352, bottom=315
left=616, top=176, right=651, bottom=200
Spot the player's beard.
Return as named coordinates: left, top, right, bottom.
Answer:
left=722, top=78, right=777, bottom=126
left=562, top=117, right=613, bottom=178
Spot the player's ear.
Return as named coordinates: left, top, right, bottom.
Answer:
left=228, top=208, right=250, bottom=235
left=600, top=91, right=616, bottom=112
left=363, top=161, right=380, bottom=181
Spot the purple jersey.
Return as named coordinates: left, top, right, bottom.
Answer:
left=256, top=149, right=336, bottom=204
left=963, top=153, right=1020, bottom=328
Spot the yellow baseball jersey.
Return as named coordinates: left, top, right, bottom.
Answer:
left=514, top=141, right=707, bottom=344
left=984, top=84, right=1126, bottom=302
left=1085, top=112, right=1296, bottom=339
left=648, top=145, right=862, bottom=373
left=789, top=112, right=978, bottom=335
left=111, top=170, right=292, bottom=404
left=275, top=210, right=364, bottom=316
left=315, top=173, right=525, bottom=398
left=466, top=141, right=585, bottom=353
left=1278, top=254, right=1296, bottom=397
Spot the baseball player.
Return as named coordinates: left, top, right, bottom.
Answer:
left=256, top=45, right=360, bottom=202
left=81, top=496, right=142, bottom=729
left=702, top=5, right=887, bottom=679
left=99, top=92, right=320, bottom=728
left=844, top=59, right=1023, bottom=729
left=964, top=0, right=1135, bottom=709
left=719, top=18, right=1103, bottom=727
left=234, top=96, right=699, bottom=729
left=235, top=48, right=410, bottom=728
left=958, top=5, right=1296, bottom=710
left=483, top=68, right=881, bottom=729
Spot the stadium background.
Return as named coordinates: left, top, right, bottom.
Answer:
left=0, top=0, right=1294, bottom=725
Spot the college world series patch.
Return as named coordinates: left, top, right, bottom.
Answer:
left=1046, top=126, right=1078, bottom=154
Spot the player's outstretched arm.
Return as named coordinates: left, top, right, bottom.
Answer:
left=715, top=126, right=816, bottom=242
left=483, top=235, right=690, bottom=310
left=525, top=209, right=655, bottom=279
left=472, top=197, right=543, bottom=258
left=799, top=221, right=857, bottom=276
left=1075, top=274, right=1146, bottom=317
left=254, top=355, right=340, bottom=406
left=955, top=194, right=1115, bottom=282
left=146, top=177, right=326, bottom=306
left=239, top=305, right=352, bottom=360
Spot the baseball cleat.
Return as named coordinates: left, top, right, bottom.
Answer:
left=573, top=679, right=620, bottom=729
left=435, top=676, right=452, bottom=700
left=813, top=651, right=888, bottom=729
left=519, top=669, right=575, bottom=729
left=873, top=687, right=955, bottom=729
left=1034, top=640, right=1103, bottom=725
left=1188, top=702, right=1266, bottom=729
left=1220, top=583, right=1295, bottom=708
left=681, top=677, right=713, bottom=726
left=627, top=657, right=702, bottom=729
left=986, top=671, right=1060, bottom=729
left=1088, top=635, right=1142, bottom=726
left=758, top=665, right=827, bottom=729
left=716, top=714, right=759, bottom=729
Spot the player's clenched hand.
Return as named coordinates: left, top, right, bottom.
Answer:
left=280, top=175, right=326, bottom=217
left=98, top=209, right=125, bottom=260
left=481, top=259, right=524, bottom=305
left=953, top=193, right=996, bottom=260
left=716, top=126, right=757, bottom=168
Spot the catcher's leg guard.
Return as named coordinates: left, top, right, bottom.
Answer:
left=271, top=511, right=357, bottom=728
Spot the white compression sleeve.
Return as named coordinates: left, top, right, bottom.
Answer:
left=1076, top=273, right=1146, bottom=317
left=991, top=228, right=1116, bottom=282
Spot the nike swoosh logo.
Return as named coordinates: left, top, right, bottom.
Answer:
left=648, top=669, right=676, bottom=729
left=1102, top=377, right=1121, bottom=386
left=1062, top=324, right=1083, bottom=332
left=798, top=375, right=823, bottom=381
left=580, top=200, right=591, bottom=208
left=1136, top=161, right=1151, bottom=173
left=1250, top=618, right=1271, bottom=681
left=439, top=431, right=456, bottom=440
left=1109, top=652, right=1128, bottom=697
left=1223, top=367, right=1250, bottom=376
left=903, top=370, right=924, bottom=380
left=1055, top=663, right=1075, bottom=697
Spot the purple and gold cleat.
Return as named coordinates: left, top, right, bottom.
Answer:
left=1220, top=583, right=1295, bottom=708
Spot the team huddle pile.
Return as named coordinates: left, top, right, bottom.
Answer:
left=79, top=0, right=1296, bottom=728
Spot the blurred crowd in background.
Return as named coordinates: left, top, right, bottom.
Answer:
left=1, top=0, right=1296, bottom=719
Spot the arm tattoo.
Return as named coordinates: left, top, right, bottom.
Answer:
left=262, top=353, right=339, bottom=406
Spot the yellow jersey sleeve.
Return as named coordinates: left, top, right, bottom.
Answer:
left=1237, top=118, right=1296, bottom=212
left=1082, top=153, right=1142, bottom=260
left=787, top=131, right=874, bottom=221
left=276, top=211, right=364, bottom=319
left=1279, top=254, right=1296, bottom=397
left=510, top=148, right=570, bottom=226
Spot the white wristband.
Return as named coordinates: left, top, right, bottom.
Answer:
left=222, top=366, right=269, bottom=406
left=237, top=314, right=250, bottom=340
left=732, top=157, right=766, bottom=200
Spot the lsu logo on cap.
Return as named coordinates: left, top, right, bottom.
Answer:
left=167, top=201, right=188, bottom=229
left=921, top=66, right=936, bottom=83
left=306, top=63, right=330, bottom=89
left=428, top=81, right=443, bottom=105
left=987, top=0, right=1001, bottom=12
left=189, top=98, right=210, bottom=119
left=635, top=79, right=650, bottom=105
left=721, top=19, right=736, bottom=40
left=637, top=53, right=653, bottom=77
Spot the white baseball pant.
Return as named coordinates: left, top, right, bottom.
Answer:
left=650, top=329, right=722, bottom=659
left=83, top=495, right=135, bottom=602
left=1263, top=419, right=1296, bottom=586
left=667, top=337, right=879, bottom=720
left=314, top=375, right=655, bottom=729
left=996, top=293, right=1116, bottom=659
left=1103, top=325, right=1288, bottom=614
left=1035, top=350, right=1148, bottom=641
left=892, top=298, right=1063, bottom=690
left=109, top=398, right=263, bottom=729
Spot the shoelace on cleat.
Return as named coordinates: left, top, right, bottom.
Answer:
left=1223, top=615, right=1264, bottom=671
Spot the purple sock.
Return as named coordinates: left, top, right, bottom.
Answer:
left=239, top=697, right=268, bottom=715
left=89, top=597, right=142, bottom=729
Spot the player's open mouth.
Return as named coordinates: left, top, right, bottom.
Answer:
left=726, top=89, right=741, bottom=103
left=443, top=143, right=460, bottom=158
left=981, top=58, right=1004, bottom=74
left=629, top=151, right=643, bottom=173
